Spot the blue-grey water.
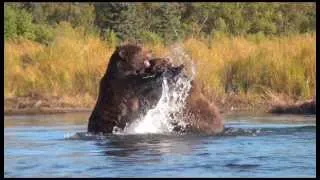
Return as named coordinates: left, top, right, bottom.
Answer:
left=4, top=112, right=316, bottom=177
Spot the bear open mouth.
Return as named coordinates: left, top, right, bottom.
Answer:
left=142, top=74, right=156, bottom=79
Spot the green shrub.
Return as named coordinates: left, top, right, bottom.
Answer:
left=34, top=24, right=55, bottom=45
left=4, top=4, right=36, bottom=40
left=139, top=31, right=163, bottom=45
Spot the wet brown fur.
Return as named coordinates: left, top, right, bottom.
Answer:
left=88, top=44, right=224, bottom=135
left=182, top=81, right=224, bottom=134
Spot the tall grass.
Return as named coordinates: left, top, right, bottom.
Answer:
left=4, top=23, right=112, bottom=106
left=182, top=33, right=316, bottom=101
left=4, top=23, right=316, bottom=107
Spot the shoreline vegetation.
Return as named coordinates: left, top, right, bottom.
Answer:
left=4, top=3, right=316, bottom=116
left=4, top=33, right=316, bottom=116
left=1, top=96, right=273, bottom=116
left=4, top=94, right=315, bottom=116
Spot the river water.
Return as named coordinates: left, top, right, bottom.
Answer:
left=4, top=112, right=316, bottom=177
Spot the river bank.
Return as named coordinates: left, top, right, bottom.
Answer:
left=4, top=96, right=92, bottom=116
left=6, top=94, right=313, bottom=116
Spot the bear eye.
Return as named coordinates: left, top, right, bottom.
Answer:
left=118, top=49, right=128, bottom=61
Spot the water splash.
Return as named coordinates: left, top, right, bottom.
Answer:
left=117, top=45, right=195, bottom=135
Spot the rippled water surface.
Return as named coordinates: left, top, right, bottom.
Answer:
left=4, top=112, right=316, bottom=177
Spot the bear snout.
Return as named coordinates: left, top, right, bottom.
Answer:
left=144, top=60, right=151, bottom=68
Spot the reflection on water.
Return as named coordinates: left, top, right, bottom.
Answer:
left=4, top=112, right=316, bottom=177
left=95, top=134, right=200, bottom=159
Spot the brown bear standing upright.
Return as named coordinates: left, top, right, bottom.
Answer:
left=88, top=44, right=154, bottom=134
left=87, top=44, right=184, bottom=134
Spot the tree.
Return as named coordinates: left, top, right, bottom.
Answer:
left=4, top=4, right=17, bottom=39
left=149, top=3, right=183, bottom=43
left=94, top=2, right=133, bottom=41
left=4, top=3, right=35, bottom=40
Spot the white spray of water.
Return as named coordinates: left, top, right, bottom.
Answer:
left=114, top=45, right=196, bottom=135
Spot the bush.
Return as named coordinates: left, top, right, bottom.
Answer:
left=102, top=28, right=119, bottom=48
left=34, top=24, right=55, bottom=45
left=139, top=31, right=163, bottom=45
left=4, top=4, right=36, bottom=40
left=4, top=4, right=18, bottom=39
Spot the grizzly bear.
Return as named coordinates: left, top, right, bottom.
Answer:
left=143, top=56, right=224, bottom=134
left=143, top=58, right=224, bottom=134
left=87, top=44, right=184, bottom=134
left=87, top=43, right=224, bottom=135
left=181, top=81, right=224, bottom=134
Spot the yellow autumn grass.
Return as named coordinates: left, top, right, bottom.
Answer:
left=4, top=25, right=316, bottom=107
left=181, top=33, right=316, bottom=101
